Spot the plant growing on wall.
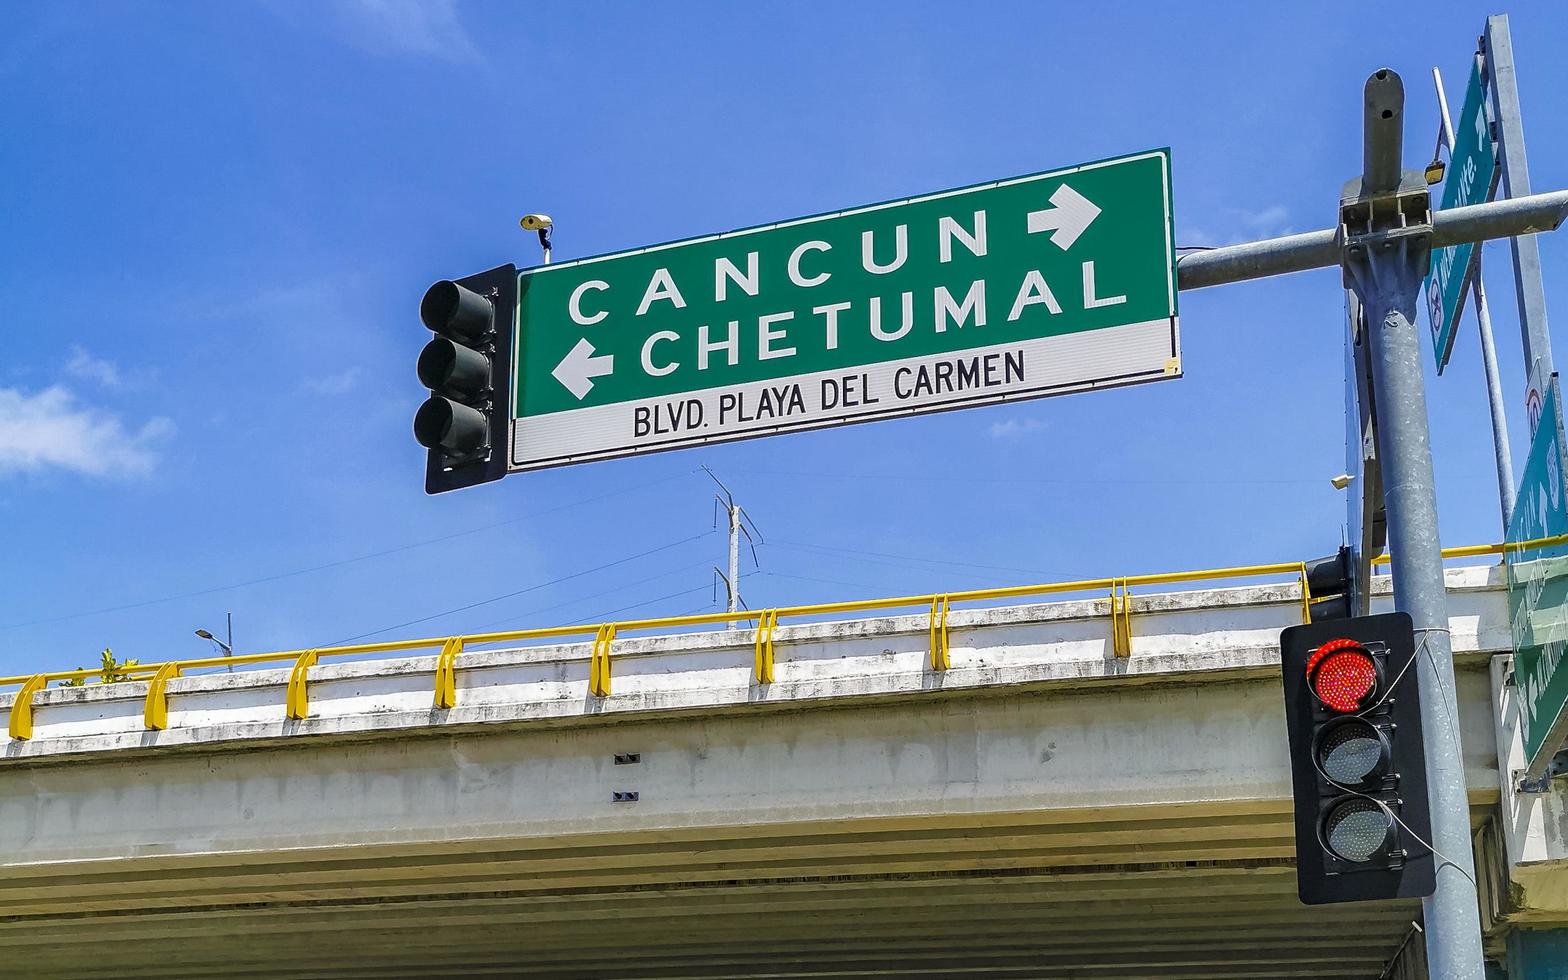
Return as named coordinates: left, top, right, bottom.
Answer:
left=57, top=648, right=140, bottom=687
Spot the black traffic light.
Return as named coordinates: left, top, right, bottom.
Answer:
left=414, top=264, right=515, bottom=494
left=1304, top=546, right=1355, bottom=622
left=1279, top=612, right=1435, bottom=905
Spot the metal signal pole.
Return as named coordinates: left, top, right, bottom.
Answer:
left=1345, top=68, right=1483, bottom=977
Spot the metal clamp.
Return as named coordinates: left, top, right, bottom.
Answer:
left=589, top=624, right=617, bottom=698
left=929, top=595, right=951, bottom=671
left=143, top=662, right=183, bottom=731
left=285, top=650, right=319, bottom=721
left=434, top=636, right=464, bottom=709
left=6, top=674, right=47, bottom=741
left=1110, top=580, right=1133, bottom=658
left=754, top=610, right=779, bottom=684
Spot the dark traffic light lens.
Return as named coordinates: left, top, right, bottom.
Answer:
left=421, top=280, right=494, bottom=344
left=1307, top=639, right=1379, bottom=712
left=1314, top=717, right=1390, bottom=788
left=414, top=396, right=488, bottom=456
left=1321, top=797, right=1394, bottom=863
left=418, top=338, right=490, bottom=397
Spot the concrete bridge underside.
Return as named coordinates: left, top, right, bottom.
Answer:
left=0, top=573, right=1508, bottom=977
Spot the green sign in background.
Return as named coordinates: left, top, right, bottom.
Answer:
left=513, top=150, right=1175, bottom=419
left=1425, top=59, right=1496, bottom=373
left=1505, top=378, right=1568, bottom=772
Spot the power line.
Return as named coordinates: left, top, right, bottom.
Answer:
left=464, top=560, right=716, bottom=633
left=0, top=470, right=696, bottom=633
left=760, top=570, right=905, bottom=593
left=322, top=531, right=716, bottom=645
left=765, top=538, right=1052, bottom=577
left=719, top=464, right=1336, bottom=487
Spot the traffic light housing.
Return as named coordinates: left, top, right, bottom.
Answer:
left=1279, top=612, right=1435, bottom=905
left=415, top=264, right=515, bottom=494
left=1304, top=546, right=1356, bottom=622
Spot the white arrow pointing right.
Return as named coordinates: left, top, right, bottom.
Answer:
left=1026, top=183, right=1101, bottom=251
left=553, top=338, right=615, bottom=400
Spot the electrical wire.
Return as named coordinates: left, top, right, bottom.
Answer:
left=719, top=464, right=1337, bottom=488
left=0, top=470, right=696, bottom=632
left=464, top=560, right=716, bottom=633
left=760, top=570, right=907, bottom=593
left=766, top=538, right=1052, bottom=577
left=322, top=531, right=716, bottom=645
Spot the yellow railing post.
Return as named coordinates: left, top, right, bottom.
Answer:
left=589, top=624, right=617, bottom=697
left=6, top=674, right=48, bottom=741
left=285, top=650, right=319, bottom=720
left=754, top=610, right=779, bottom=683
left=929, top=596, right=951, bottom=671
left=434, top=636, right=464, bottom=709
left=143, top=663, right=183, bottom=731
left=1110, top=580, right=1133, bottom=658
left=1297, top=562, right=1314, bottom=624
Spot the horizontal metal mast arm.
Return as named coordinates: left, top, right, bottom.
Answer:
left=1175, top=230, right=1338, bottom=291
left=1176, top=188, right=1568, bottom=291
left=1432, top=188, right=1568, bottom=247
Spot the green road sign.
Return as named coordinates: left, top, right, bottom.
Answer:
left=1505, top=376, right=1568, bottom=775
left=508, top=150, right=1178, bottom=470
left=1426, top=58, right=1497, bottom=373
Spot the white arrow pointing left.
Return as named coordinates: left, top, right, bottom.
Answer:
left=553, top=338, right=615, bottom=400
left=1026, top=183, right=1101, bottom=251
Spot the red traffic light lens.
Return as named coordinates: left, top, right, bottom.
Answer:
left=1307, top=638, right=1378, bottom=713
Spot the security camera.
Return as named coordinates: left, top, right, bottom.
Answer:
left=520, top=214, right=554, bottom=231
left=1331, top=473, right=1354, bottom=490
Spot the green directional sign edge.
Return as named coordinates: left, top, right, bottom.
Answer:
left=1505, top=376, right=1568, bottom=774
left=1426, top=58, right=1497, bottom=374
left=508, top=149, right=1178, bottom=471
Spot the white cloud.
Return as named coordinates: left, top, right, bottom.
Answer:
left=65, top=346, right=122, bottom=388
left=1180, top=205, right=1294, bottom=249
left=315, top=0, right=482, bottom=63
left=301, top=367, right=363, bottom=396
left=65, top=345, right=156, bottom=390
left=0, top=386, right=173, bottom=478
left=989, top=417, right=1048, bottom=439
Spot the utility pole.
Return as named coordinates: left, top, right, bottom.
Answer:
left=1433, top=66, right=1515, bottom=528
left=727, top=500, right=741, bottom=624
left=705, top=467, right=760, bottom=628
left=1341, top=68, right=1485, bottom=978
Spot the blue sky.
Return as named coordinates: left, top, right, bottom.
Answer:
left=2, top=1, right=1566, bottom=676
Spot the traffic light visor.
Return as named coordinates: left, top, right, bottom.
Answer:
left=421, top=280, right=494, bottom=344
left=414, top=395, right=488, bottom=456
left=1307, top=638, right=1379, bottom=712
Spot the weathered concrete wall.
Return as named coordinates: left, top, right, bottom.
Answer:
left=1, top=566, right=1510, bottom=761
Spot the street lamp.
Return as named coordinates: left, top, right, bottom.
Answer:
left=195, top=612, right=234, bottom=671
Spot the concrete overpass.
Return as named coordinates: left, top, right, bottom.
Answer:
left=0, top=562, right=1559, bottom=978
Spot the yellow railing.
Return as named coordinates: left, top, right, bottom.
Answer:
left=0, top=540, right=1530, bottom=741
